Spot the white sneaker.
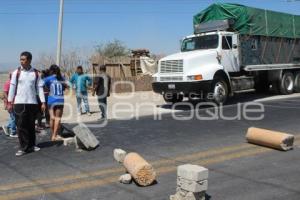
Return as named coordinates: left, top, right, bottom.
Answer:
left=9, top=134, right=18, bottom=138
left=87, top=112, right=92, bottom=116
left=15, top=150, right=27, bottom=157
left=2, top=126, right=9, bottom=136
left=33, top=146, right=41, bottom=152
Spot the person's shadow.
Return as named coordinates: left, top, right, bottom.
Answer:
left=205, top=194, right=212, bottom=199
left=38, top=141, right=63, bottom=148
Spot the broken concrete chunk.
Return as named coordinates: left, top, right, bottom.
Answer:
left=170, top=193, right=181, bottom=200
left=177, top=178, right=208, bottom=193
left=177, top=164, right=209, bottom=181
left=184, top=191, right=206, bottom=200
left=170, top=189, right=205, bottom=200
left=119, top=174, right=132, bottom=184
left=63, top=137, right=75, bottom=146
left=246, top=127, right=294, bottom=151
left=123, top=152, right=156, bottom=186
left=113, top=149, right=127, bottom=163
left=72, top=125, right=99, bottom=150
left=171, top=165, right=208, bottom=200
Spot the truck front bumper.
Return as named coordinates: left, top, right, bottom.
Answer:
left=152, top=81, right=212, bottom=95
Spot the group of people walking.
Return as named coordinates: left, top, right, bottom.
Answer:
left=2, top=51, right=111, bottom=157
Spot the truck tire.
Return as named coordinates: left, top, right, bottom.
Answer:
left=294, top=72, right=300, bottom=93
left=207, top=78, right=228, bottom=105
left=279, top=72, right=294, bottom=95
left=163, top=93, right=183, bottom=104
left=254, top=72, right=269, bottom=93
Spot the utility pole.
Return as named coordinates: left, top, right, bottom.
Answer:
left=56, top=0, right=64, bottom=66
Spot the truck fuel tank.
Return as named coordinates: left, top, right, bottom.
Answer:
left=231, top=76, right=255, bottom=92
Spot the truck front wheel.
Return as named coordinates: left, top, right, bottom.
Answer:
left=279, top=72, right=294, bottom=95
left=163, top=93, right=183, bottom=104
left=207, top=78, right=228, bottom=105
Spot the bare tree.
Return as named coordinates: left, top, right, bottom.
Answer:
left=34, top=53, right=56, bottom=70
left=92, top=40, right=131, bottom=64
left=35, top=48, right=92, bottom=78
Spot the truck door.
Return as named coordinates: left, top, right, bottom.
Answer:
left=220, top=34, right=240, bottom=72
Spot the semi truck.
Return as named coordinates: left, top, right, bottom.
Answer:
left=152, top=3, right=300, bottom=104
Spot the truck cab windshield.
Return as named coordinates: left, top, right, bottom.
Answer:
left=181, top=35, right=219, bottom=52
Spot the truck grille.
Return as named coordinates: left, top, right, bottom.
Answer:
left=160, top=60, right=183, bottom=73
left=160, top=76, right=183, bottom=82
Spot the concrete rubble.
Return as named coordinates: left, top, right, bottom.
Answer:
left=246, top=127, right=294, bottom=151
left=113, top=149, right=156, bottom=186
left=170, top=164, right=208, bottom=200
left=123, top=152, right=157, bottom=186
left=113, top=149, right=127, bottom=163
left=119, top=173, right=132, bottom=184
left=62, top=137, right=75, bottom=146
left=72, top=125, right=100, bottom=150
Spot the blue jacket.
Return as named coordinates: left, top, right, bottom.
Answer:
left=70, top=73, right=92, bottom=94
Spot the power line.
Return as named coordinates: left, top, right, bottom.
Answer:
left=0, top=11, right=192, bottom=15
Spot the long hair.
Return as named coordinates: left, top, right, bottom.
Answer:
left=49, top=65, right=63, bottom=81
left=41, top=69, right=50, bottom=79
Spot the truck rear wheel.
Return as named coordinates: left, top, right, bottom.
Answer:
left=163, top=93, right=183, bottom=104
left=207, top=78, right=228, bottom=105
left=279, top=72, right=294, bottom=95
left=254, top=71, right=269, bottom=93
left=294, top=72, right=300, bottom=93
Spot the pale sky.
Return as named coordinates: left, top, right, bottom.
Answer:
left=0, top=0, right=300, bottom=71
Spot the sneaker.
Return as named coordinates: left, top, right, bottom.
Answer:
left=15, top=150, right=27, bottom=157
left=9, top=134, right=18, bottom=138
left=2, top=125, right=9, bottom=136
left=87, top=112, right=92, bottom=116
left=33, top=146, right=41, bottom=152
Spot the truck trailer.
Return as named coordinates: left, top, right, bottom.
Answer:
left=152, top=3, right=300, bottom=104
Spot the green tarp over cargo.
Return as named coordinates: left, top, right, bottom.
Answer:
left=193, top=3, right=300, bottom=38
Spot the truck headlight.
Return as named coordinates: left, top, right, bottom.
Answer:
left=187, top=74, right=203, bottom=81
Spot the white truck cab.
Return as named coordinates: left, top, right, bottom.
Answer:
left=152, top=31, right=239, bottom=104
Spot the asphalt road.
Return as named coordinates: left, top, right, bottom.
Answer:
left=0, top=93, right=300, bottom=200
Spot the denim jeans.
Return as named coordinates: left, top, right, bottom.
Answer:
left=7, top=112, right=16, bottom=135
left=76, top=91, right=90, bottom=113
left=97, top=97, right=107, bottom=118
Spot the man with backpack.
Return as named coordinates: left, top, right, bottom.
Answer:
left=7, top=51, right=46, bottom=157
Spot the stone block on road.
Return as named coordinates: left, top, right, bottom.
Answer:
left=177, top=164, right=208, bottom=181
left=72, top=125, right=99, bottom=150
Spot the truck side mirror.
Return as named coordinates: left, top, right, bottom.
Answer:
left=232, top=44, right=238, bottom=49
